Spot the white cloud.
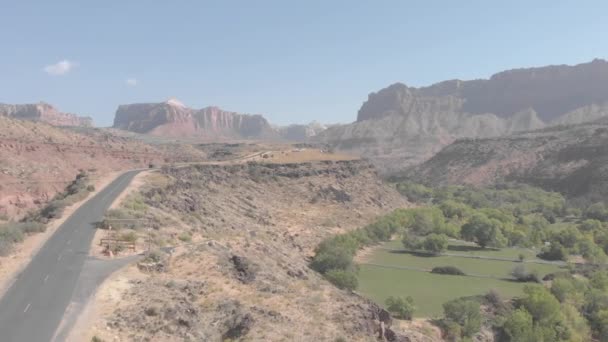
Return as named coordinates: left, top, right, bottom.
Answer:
left=43, top=59, right=76, bottom=76
left=125, top=78, right=138, bottom=86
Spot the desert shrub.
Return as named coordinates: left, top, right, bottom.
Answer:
left=39, top=200, right=66, bottom=221
left=323, top=269, right=358, bottom=290
left=178, top=233, right=192, bottom=242
left=0, top=224, right=25, bottom=243
left=0, top=224, right=24, bottom=256
left=144, top=250, right=164, bottom=263
left=86, top=185, right=95, bottom=192
left=123, top=194, right=148, bottom=213
left=144, top=306, right=159, bottom=316
left=91, top=336, right=105, bottom=342
left=17, top=222, right=46, bottom=234
left=120, top=231, right=137, bottom=243
left=105, top=208, right=131, bottom=220
left=431, top=266, right=466, bottom=276
left=0, top=239, right=13, bottom=256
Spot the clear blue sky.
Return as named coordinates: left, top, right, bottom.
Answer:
left=1, top=0, right=607, bottom=126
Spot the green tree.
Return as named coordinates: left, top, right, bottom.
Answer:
left=443, top=298, right=482, bottom=337
left=521, top=285, right=561, bottom=325
left=421, top=233, right=449, bottom=254
left=401, top=231, right=421, bottom=250
left=404, top=208, right=447, bottom=236
left=577, top=237, right=607, bottom=264
left=439, top=200, right=471, bottom=219
left=310, top=247, right=353, bottom=274
left=579, top=219, right=602, bottom=232
left=396, top=182, right=433, bottom=203
left=590, top=271, right=608, bottom=291
left=502, top=308, right=535, bottom=342
left=550, top=277, right=586, bottom=308
left=586, top=202, right=608, bottom=221
left=591, top=309, right=608, bottom=341
left=538, top=242, right=568, bottom=261
left=385, top=296, right=415, bottom=320
left=323, top=269, right=358, bottom=290
left=461, top=213, right=507, bottom=248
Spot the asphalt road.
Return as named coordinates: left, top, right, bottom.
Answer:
left=0, top=170, right=140, bottom=342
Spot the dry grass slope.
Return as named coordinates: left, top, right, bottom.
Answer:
left=82, top=160, right=442, bottom=341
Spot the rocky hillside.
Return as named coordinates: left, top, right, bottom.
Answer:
left=399, top=118, right=608, bottom=204
left=0, top=116, right=205, bottom=219
left=113, top=99, right=279, bottom=140
left=82, top=161, right=434, bottom=341
left=319, top=59, right=608, bottom=173
left=0, top=102, right=92, bottom=127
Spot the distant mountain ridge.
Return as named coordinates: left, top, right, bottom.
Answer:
left=318, top=59, right=608, bottom=173
left=113, top=99, right=279, bottom=140
left=113, top=99, right=330, bottom=141
left=0, top=102, right=93, bottom=127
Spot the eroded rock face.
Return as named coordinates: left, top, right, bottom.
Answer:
left=319, top=59, right=608, bottom=173
left=113, top=100, right=278, bottom=140
left=358, top=59, right=608, bottom=123
left=0, top=102, right=92, bottom=127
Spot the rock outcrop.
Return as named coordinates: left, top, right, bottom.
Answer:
left=318, top=59, right=608, bottom=173
left=113, top=99, right=279, bottom=140
left=0, top=102, right=92, bottom=127
left=275, top=121, right=328, bottom=141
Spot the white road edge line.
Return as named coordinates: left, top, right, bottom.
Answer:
left=23, top=303, right=31, bottom=313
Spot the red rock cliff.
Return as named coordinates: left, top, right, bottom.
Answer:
left=113, top=100, right=278, bottom=139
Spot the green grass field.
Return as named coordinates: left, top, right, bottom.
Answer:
left=357, top=240, right=563, bottom=317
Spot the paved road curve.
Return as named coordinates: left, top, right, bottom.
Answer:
left=0, top=170, right=140, bottom=342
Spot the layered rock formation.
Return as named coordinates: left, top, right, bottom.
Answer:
left=113, top=99, right=278, bottom=140
left=0, top=102, right=92, bottom=127
left=319, top=59, right=608, bottom=173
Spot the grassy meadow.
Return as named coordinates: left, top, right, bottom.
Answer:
left=357, top=240, right=563, bottom=317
